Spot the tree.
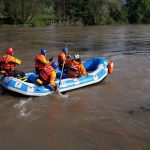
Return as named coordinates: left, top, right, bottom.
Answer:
left=54, top=0, right=70, bottom=22
left=54, top=0, right=95, bottom=25
left=2, top=0, right=42, bottom=24
left=127, top=0, right=150, bottom=23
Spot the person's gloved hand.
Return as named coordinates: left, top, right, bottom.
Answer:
left=53, top=84, right=57, bottom=91
left=49, top=57, right=53, bottom=62
left=67, top=55, right=71, bottom=59
left=16, top=59, right=22, bottom=65
left=0, top=70, right=6, bottom=75
left=53, top=84, right=60, bottom=92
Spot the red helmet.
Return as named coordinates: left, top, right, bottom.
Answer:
left=6, top=47, right=14, bottom=55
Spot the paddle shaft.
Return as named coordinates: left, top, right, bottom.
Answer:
left=58, top=61, right=65, bottom=87
left=58, top=41, right=67, bottom=88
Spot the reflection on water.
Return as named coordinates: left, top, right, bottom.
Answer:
left=0, top=25, right=150, bottom=150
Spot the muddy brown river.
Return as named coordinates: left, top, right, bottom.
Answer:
left=0, top=25, right=150, bottom=150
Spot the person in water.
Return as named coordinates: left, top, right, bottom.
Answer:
left=66, top=54, right=87, bottom=78
left=0, top=47, right=27, bottom=81
left=35, top=49, right=53, bottom=74
left=36, top=61, right=58, bottom=91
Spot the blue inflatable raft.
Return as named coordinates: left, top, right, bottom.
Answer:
left=0, top=57, right=113, bottom=96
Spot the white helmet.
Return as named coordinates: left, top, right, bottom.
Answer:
left=74, top=54, right=80, bottom=60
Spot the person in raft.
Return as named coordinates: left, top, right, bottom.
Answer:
left=36, top=61, right=58, bottom=91
left=66, top=54, right=87, bottom=78
left=0, top=47, right=27, bottom=81
left=35, top=48, right=53, bottom=74
left=57, top=47, right=71, bottom=71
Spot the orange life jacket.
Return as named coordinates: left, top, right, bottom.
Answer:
left=58, top=52, right=66, bottom=62
left=40, top=64, right=54, bottom=83
left=67, top=60, right=80, bottom=78
left=35, top=54, right=47, bottom=70
left=0, top=54, right=16, bottom=71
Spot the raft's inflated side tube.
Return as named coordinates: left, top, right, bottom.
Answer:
left=108, top=61, right=114, bottom=74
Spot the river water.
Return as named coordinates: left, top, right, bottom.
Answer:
left=0, top=25, right=150, bottom=150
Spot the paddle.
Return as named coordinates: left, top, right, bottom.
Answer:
left=58, top=41, right=67, bottom=89
left=54, top=41, right=68, bottom=97
left=58, top=61, right=65, bottom=89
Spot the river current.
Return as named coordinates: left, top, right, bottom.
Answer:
left=0, top=25, right=150, bottom=150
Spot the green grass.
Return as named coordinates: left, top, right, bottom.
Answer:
left=29, top=14, right=55, bottom=26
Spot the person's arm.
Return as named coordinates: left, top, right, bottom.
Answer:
left=10, top=56, right=22, bottom=65
left=61, top=53, right=67, bottom=62
left=79, top=64, right=87, bottom=76
left=38, top=56, right=49, bottom=65
left=49, top=71, right=57, bottom=89
left=42, top=58, right=49, bottom=64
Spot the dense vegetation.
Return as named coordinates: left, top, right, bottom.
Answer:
left=0, top=0, right=149, bottom=26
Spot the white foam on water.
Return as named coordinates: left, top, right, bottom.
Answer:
left=58, top=93, right=69, bottom=99
left=14, top=97, right=33, bottom=118
left=52, top=91, right=69, bottom=99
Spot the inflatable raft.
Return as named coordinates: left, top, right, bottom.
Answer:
left=0, top=57, right=113, bottom=96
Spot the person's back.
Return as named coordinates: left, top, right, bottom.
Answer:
left=57, top=47, right=68, bottom=69
left=35, top=49, right=49, bottom=74
left=67, top=54, right=87, bottom=78
left=0, top=48, right=21, bottom=74
left=36, top=61, right=58, bottom=91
